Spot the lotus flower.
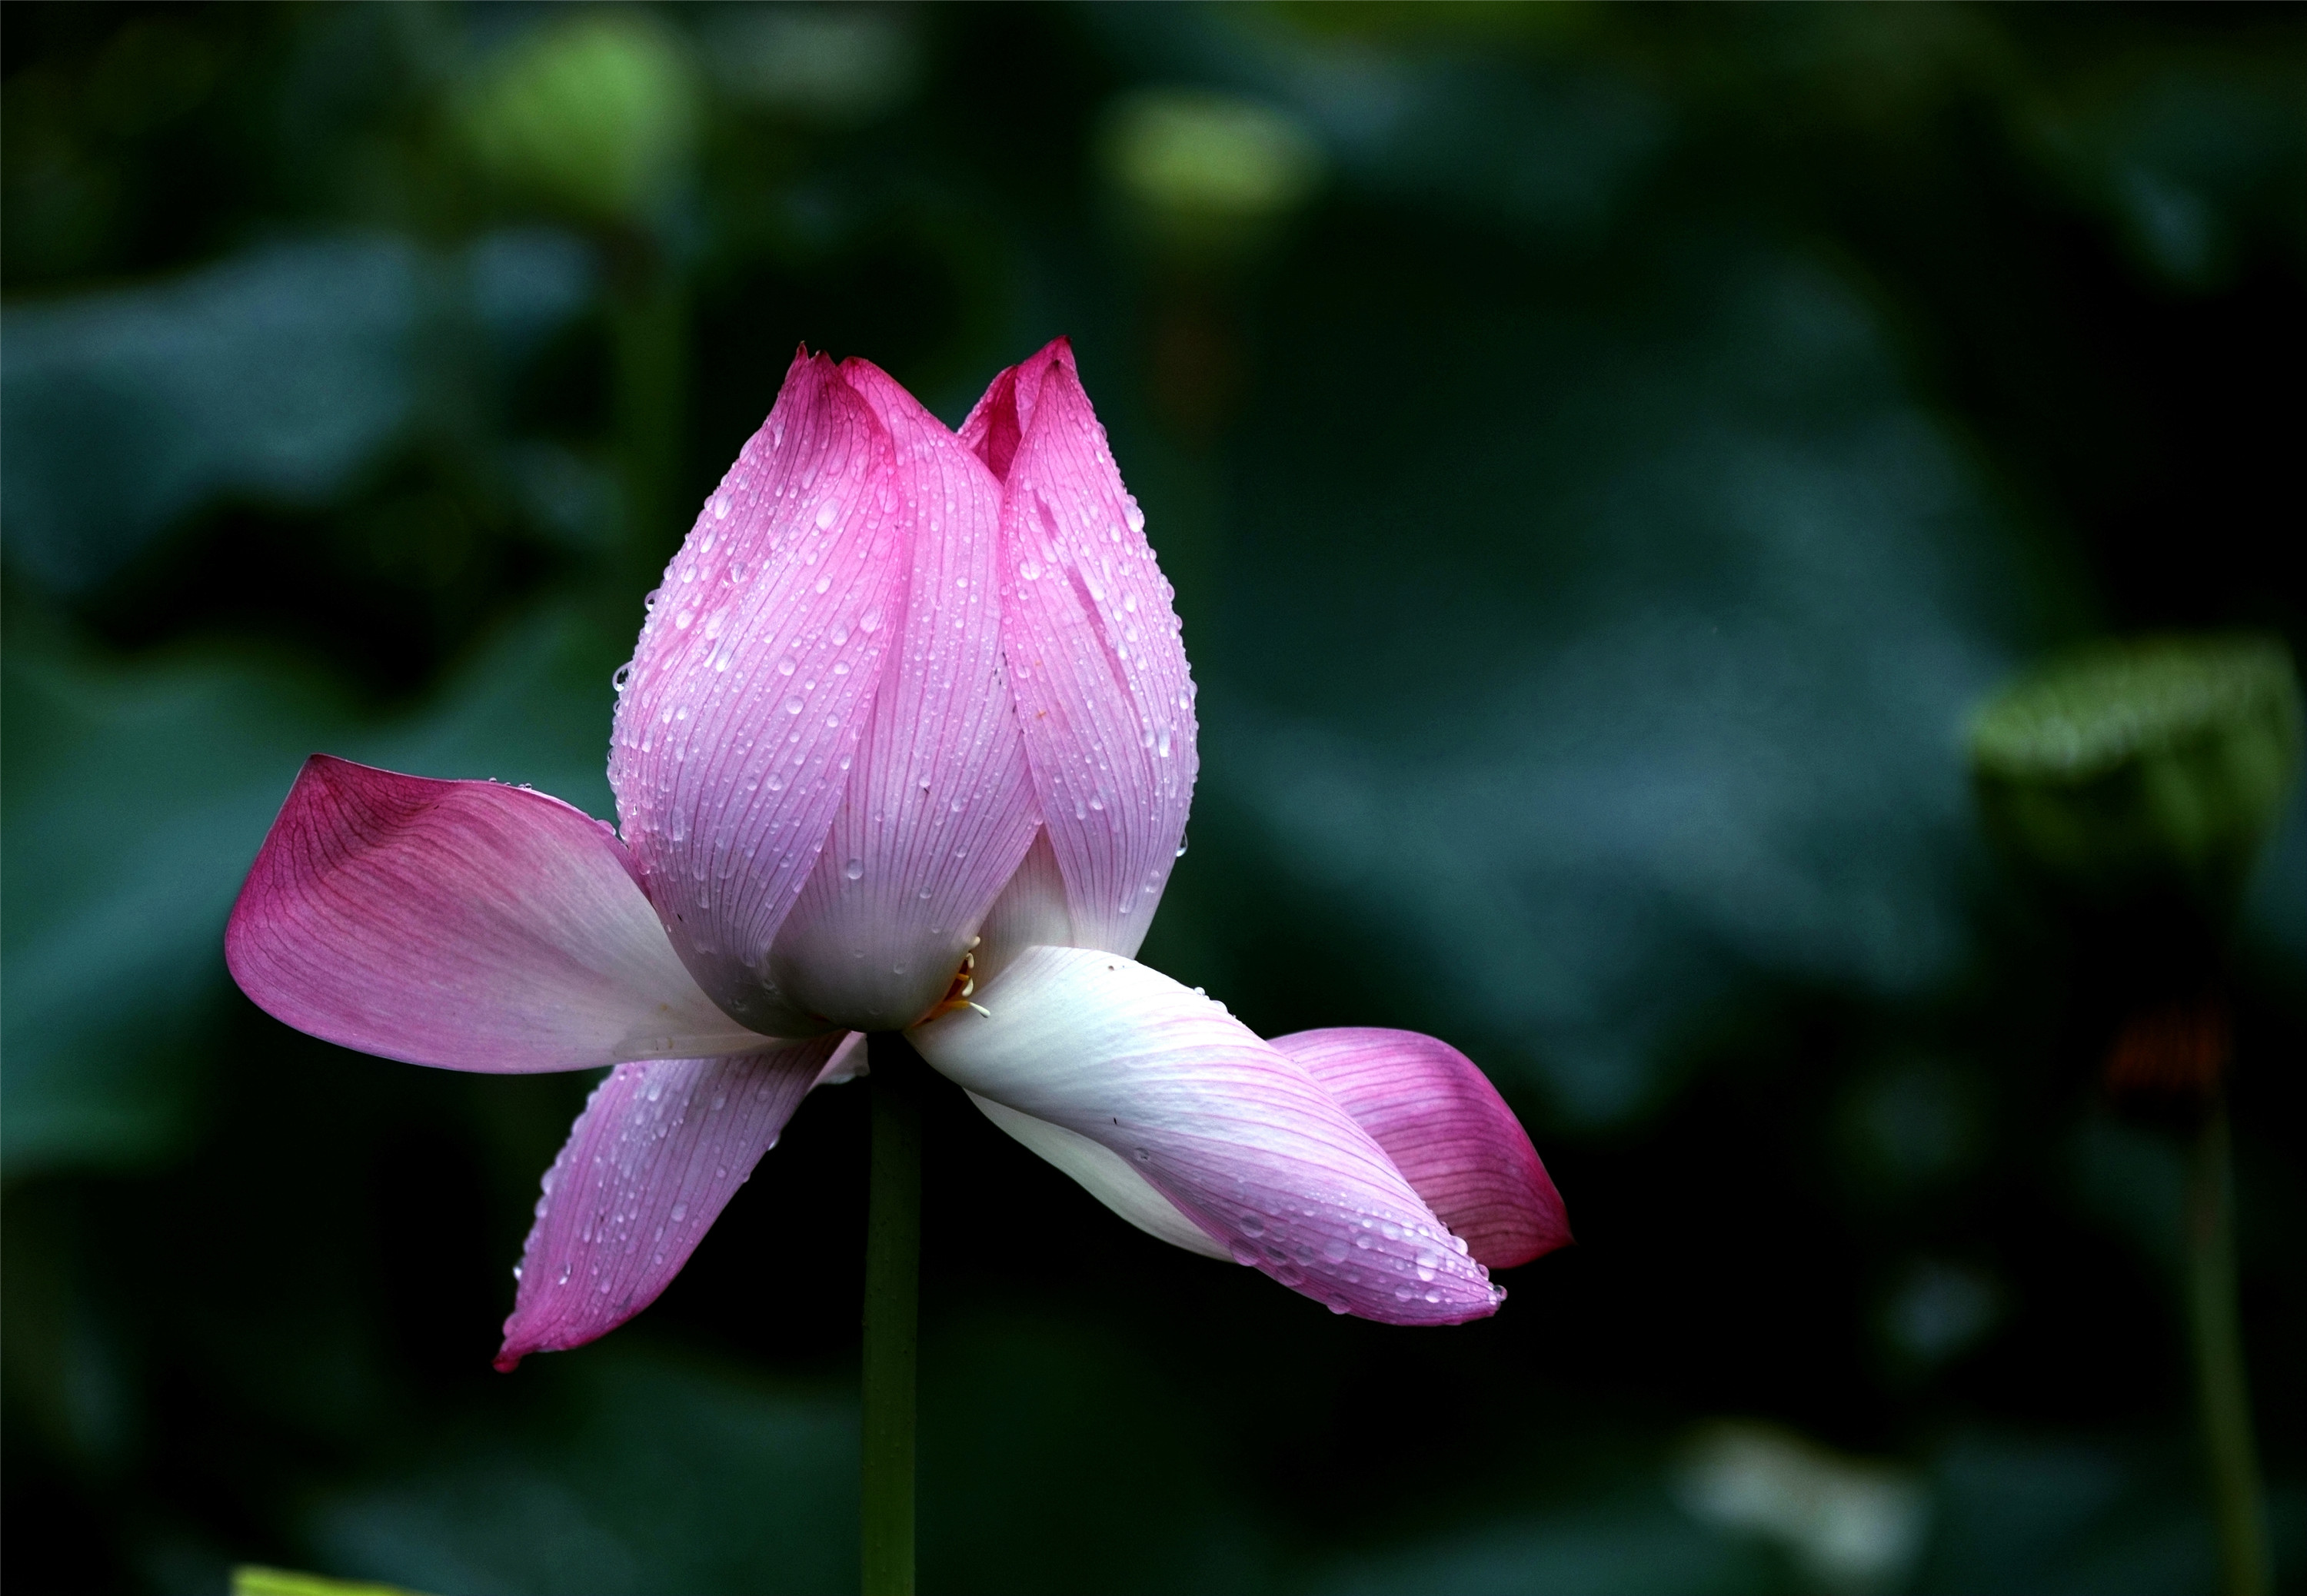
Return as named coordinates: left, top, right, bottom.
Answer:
left=226, top=340, right=1569, bottom=1368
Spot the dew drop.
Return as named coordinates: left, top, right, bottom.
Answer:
left=843, top=858, right=864, bottom=880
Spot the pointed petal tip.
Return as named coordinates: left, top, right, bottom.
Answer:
left=994, top=350, right=1196, bottom=959
left=608, top=341, right=908, bottom=1022
left=494, top=1039, right=847, bottom=1366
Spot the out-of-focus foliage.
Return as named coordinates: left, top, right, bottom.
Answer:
left=4, top=5, right=2302, bottom=1594
left=1971, top=634, right=2302, bottom=910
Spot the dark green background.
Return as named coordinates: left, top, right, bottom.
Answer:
left=5, top=5, right=2302, bottom=1593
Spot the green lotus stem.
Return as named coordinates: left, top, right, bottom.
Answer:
left=2186, top=1100, right=2269, bottom=1596
left=861, top=1032, right=924, bottom=1596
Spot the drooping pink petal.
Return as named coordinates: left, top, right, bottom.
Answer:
left=910, top=946, right=1503, bottom=1325
left=987, top=343, right=1198, bottom=958
left=225, top=756, right=769, bottom=1071
left=1271, top=1029, right=1570, bottom=1268
left=608, top=350, right=911, bottom=1035
left=763, top=358, right=1041, bottom=1029
left=496, top=1032, right=861, bottom=1370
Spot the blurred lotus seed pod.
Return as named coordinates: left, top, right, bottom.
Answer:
left=1099, top=88, right=1326, bottom=268
left=460, top=13, right=701, bottom=228
left=1968, top=633, right=2302, bottom=910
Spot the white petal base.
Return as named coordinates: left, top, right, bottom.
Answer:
left=970, top=1092, right=1229, bottom=1259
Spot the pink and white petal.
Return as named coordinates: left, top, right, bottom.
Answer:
left=496, top=1032, right=861, bottom=1369
left=608, top=351, right=910, bottom=1033
left=1271, top=1029, right=1570, bottom=1268
left=972, top=830, right=1074, bottom=985
left=910, top=946, right=1503, bottom=1325
left=993, top=344, right=1198, bottom=959
left=968, top=1092, right=1229, bottom=1259
left=226, top=756, right=768, bottom=1072
left=764, top=358, right=1041, bottom=1030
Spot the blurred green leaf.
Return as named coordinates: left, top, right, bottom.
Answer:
left=1199, top=242, right=2036, bottom=1124
left=235, top=1565, right=435, bottom=1596
left=1310, top=1489, right=1786, bottom=1596
left=1, top=600, right=621, bottom=1176
left=300, top=1348, right=855, bottom=1596
left=1, top=230, right=594, bottom=592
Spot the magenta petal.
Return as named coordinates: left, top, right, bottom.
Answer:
left=764, top=358, right=1040, bottom=1029
left=957, top=337, right=1069, bottom=484
left=992, top=344, right=1199, bottom=958
left=225, top=756, right=768, bottom=1071
left=910, top=946, right=1504, bottom=1325
left=608, top=350, right=911, bottom=1033
left=1270, top=1029, right=1570, bottom=1268
left=495, top=1032, right=859, bottom=1369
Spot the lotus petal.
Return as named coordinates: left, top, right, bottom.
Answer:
left=609, top=350, right=910, bottom=1034
left=766, top=358, right=1040, bottom=1029
left=496, top=1032, right=861, bottom=1368
left=225, top=756, right=767, bottom=1071
left=1272, top=1028, right=1570, bottom=1268
left=911, top=946, right=1502, bottom=1324
left=976, top=341, right=1198, bottom=958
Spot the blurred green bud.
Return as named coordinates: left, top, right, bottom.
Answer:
left=1100, top=88, right=1325, bottom=268
left=1969, top=633, right=2303, bottom=909
left=461, top=13, right=701, bottom=228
